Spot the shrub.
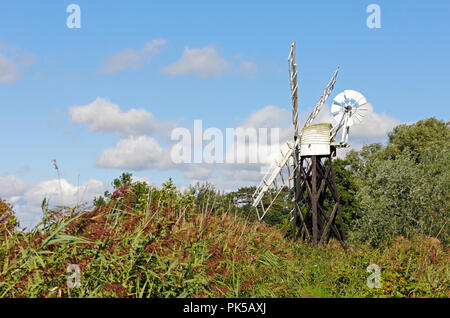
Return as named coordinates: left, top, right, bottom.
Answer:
left=0, top=198, right=19, bottom=236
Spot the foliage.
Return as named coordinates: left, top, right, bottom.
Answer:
left=0, top=118, right=448, bottom=298
left=0, top=172, right=448, bottom=298
left=0, top=199, right=20, bottom=236
left=320, top=158, right=361, bottom=235
left=350, top=119, right=449, bottom=247
left=384, top=118, right=449, bottom=161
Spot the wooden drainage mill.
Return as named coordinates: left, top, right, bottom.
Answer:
left=252, top=42, right=369, bottom=249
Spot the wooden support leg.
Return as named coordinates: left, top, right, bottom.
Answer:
left=311, top=156, right=318, bottom=245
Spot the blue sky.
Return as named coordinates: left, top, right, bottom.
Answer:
left=0, top=1, right=449, bottom=227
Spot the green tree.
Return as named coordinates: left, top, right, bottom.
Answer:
left=350, top=118, right=450, bottom=246
left=94, top=172, right=134, bottom=207
left=328, top=158, right=361, bottom=233
left=384, top=118, right=449, bottom=161
left=112, top=172, right=133, bottom=189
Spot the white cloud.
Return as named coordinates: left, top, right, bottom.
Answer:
left=95, top=136, right=173, bottom=170
left=349, top=103, right=400, bottom=139
left=236, top=60, right=258, bottom=77
left=162, top=46, right=229, bottom=78
left=0, top=54, right=20, bottom=83
left=69, top=97, right=173, bottom=136
left=88, top=101, right=400, bottom=193
left=183, top=165, right=213, bottom=180
left=171, top=106, right=292, bottom=191
left=100, top=39, right=166, bottom=74
left=161, top=45, right=258, bottom=79
left=0, top=43, right=36, bottom=84
left=131, top=175, right=154, bottom=186
left=240, top=105, right=292, bottom=141
left=189, top=169, right=261, bottom=192
left=91, top=105, right=290, bottom=186
left=0, top=175, right=27, bottom=197
left=223, top=105, right=292, bottom=166
left=221, top=166, right=261, bottom=182
left=0, top=176, right=108, bottom=229
left=22, top=178, right=106, bottom=208
left=8, top=196, right=21, bottom=204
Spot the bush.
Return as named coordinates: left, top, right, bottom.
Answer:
left=0, top=198, right=19, bottom=235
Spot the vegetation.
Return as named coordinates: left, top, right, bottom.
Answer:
left=349, top=118, right=449, bottom=247
left=0, top=118, right=448, bottom=298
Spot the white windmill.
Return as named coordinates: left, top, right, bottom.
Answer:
left=251, top=42, right=369, bottom=248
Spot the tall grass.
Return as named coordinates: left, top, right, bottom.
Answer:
left=0, top=180, right=448, bottom=298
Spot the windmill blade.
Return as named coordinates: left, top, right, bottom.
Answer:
left=355, top=95, right=367, bottom=107
left=331, top=102, right=344, bottom=116
left=332, top=113, right=344, bottom=126
left=331, top=90, right=368, bottom=139
left=347, top=91, right=369, bottom=127
left=343, top=89, right=360, bottom=101
left=331, top=100, right=345, bottom=125
left=252, top=139, right=299, bottom=221
left=332, top=91, right=346, bottom=105
left=289, top=42, right=300, bottom=139
left=303, top=66, right=340, bottom=130
left=352, top=113, right=364, bottom=124
left=352, top=104, right=369, bottom=123
left=355, top=103, right=369, bottom=115
left=252, top=139, right=298, bottom=207
left=343, top=90, right=368, bottom=108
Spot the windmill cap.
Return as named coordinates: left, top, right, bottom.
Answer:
left=301, top=123, right=332, bottom=146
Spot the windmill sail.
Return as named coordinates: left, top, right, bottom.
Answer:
left=252, top=139, right=299, bottom=221
left=289, top=42, right=300, bottom=140
left=251, top=41, right=300, bottom=221
left=303, top=67, right=340, bottom=130
left=330, top=90, right=368, bottom=141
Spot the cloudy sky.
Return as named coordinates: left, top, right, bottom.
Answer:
left=0, top=1, right=449, bottom=228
